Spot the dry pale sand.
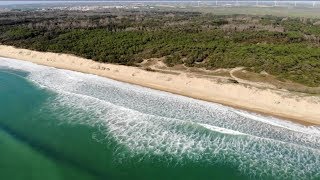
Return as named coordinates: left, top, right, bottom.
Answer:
left=0, top=45, right=319, bottom=125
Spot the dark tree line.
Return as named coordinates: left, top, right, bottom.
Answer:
left=0, top=9, right=320, bottom=86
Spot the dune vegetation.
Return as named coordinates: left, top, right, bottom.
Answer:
left=0, top=10, right=320, bottom=86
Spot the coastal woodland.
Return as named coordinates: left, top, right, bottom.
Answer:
left=0, top=9, right=320, bottom=87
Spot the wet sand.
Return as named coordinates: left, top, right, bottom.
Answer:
left=0, top=45, right=319, bottom=125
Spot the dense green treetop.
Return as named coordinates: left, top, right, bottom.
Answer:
left=0, top=10, right=319, bottom=86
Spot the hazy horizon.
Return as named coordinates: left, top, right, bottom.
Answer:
left=1, top=0, right=320, bottom=7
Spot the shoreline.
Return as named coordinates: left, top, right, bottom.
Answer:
left=0, top=45, right=319, bottom=125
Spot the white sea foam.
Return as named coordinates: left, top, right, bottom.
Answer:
left=1, top=57, right=320, bottom=179
left=198, top=123, right=246, bottom=135
left=234, top=109, right=320, bottom=136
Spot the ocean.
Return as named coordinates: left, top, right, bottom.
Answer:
left=0, top=57, right=320, bottom=180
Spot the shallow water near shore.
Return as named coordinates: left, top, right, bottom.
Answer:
left=0, top=57, right=320, bottom=180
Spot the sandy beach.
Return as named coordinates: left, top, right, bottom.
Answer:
left=0, top=45, right=319, bottom=125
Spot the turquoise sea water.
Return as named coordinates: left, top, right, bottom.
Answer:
left=0, top=57, right=320, bottom=180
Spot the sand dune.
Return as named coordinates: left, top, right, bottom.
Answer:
left=0, top=45, right=319, bottom=125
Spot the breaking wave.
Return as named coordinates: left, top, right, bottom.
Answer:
left=1, top=57, right=320, bottom=179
